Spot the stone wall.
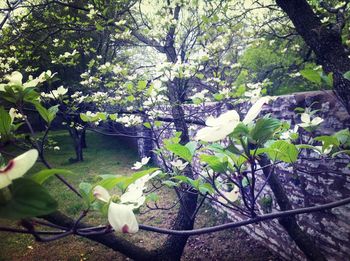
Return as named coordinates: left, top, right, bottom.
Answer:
left=137, top=91, right=350, bottom=260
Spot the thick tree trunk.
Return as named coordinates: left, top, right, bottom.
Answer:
left=81, top=128, right=87, bottom=149
left=154, top=80, right=198, bottom=261
left=259, top=155, right=326, bottom=261
left=275, top=0, right=350, bottom=113
left=67, top=127, right=84, bottom=162
left=75, top=141, right=84, bottom=162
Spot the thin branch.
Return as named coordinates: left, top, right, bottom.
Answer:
left=139, top=196, right=350, bottom=235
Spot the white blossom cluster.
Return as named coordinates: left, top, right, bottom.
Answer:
left=41, top=86, right=68, bottom=100
left=115, top=114, right=143, bottom=127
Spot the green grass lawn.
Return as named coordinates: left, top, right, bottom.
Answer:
left=0, top=130, right=141, bottom=260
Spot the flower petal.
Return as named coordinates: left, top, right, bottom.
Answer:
left=195, top=126, right=215, bottom=141
left=195, top=123, right=237, bottom=142
left=93, top=185, right=111, bottom=202
left=1, top=149, right=38, bottom=181
left=218, top=110, right=240, bottom=123
left=121, top=187, right=145, bottom=208
left=131, top=162, right=143, bottom=170
left=0, top=173, right=12, bottom=189
left=140, top=157, right=150, bottom=165
left=243, top=97, right=269, bottom=124
left=108, top=203, right=139, bottom=233
left=170, top=160, right=188, bottom=170
left=311, top=117, right=323, bottom=126
left=300, top=113, right=310, bottom=124
left=56, top=86, right=68, bottom=95
left=9, top=108, right=16, bottom=125
left=23, top=78, right=40, bottom=89
left=218, top=186, right=240, bottom=204
left=206, top=110, right=239, bottom=126
left=205, top=116, right=218, bottom=127
left=6, top=71, right=23, bottom=85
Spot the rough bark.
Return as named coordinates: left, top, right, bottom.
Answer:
left=153, top=80, right=198, bottom=261
left=81, top=128, right=87, bottom=149
left=149, top=5, right=199, bottom=259
left=275, top=0, right=350, bottom=113
left=258, top=155, right=326, bottom=261
left=67, top=127, right=84, bottom=162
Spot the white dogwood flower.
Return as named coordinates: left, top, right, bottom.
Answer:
left=217, top=185, right=240, bottom=204
left=5, top=71, right=23, bottom=85
left=195, top=110, right=240, bottom=142
left=41, top=86, right=68, bottom=99
left=298, top=113, right=324, bottom=130
left=92, top=171, right=159, bottom=234
left=195, top=97, right=270, bottom=142
left=9, top=108, right=23, bottom=123
left=0, top=149, right=38, bottom=189
left=242, top=97, right=270, bottom=124
left=170, top=159, right=189, bottom=171
left=131, top=157, right=150, bottom=170
left=280, top=125, right=299, bottom=140
left=93, top=185, right=139, bottom=233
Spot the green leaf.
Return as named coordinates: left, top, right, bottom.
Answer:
left=80, top=113, right=89, bottom=122
left=200, top=154, right=228, bottom=172
left=226, top=144, right=242, bottom=155
left=0, top=179, right=57, bottom=220
left=294, top=107, right=305, bottom=113
left=146, top=192, right=159, bottom=202
left=47, top=105, right=59, bottom=123
left=154, top=121, right=162, bottom=127
left=173, top=175, right=190, bottom=183
left=198, top=183, right=214, bottom=194
left=230, top=154, right=247, bottom=168
left=1, top=90, right=17, bottom=103
left=344, top=71, right=350, bottom=81
left=165, top=143, right=193, bottom=162
left=34, top=103, right=52, bottom=124
left=188, top=178, right=200, bottom=189
left=79, top=182, right=93, bottom=207
left=334, top=129, right=350, bottom=145
left=95, top=23, right=104, bottom=31
left=143, top=122, right=152, bottom=129
left=31, top=168, right=74, bottom=184
left=127, top=95, right=135, bottom=102
left=196, top=73, right=204, bottom=79
left=185, top=141, right=197, bottom=156
left=266, top=140, right=298, bottom=163
left=314, top=136, right=339, bottom=150
left=97, top=112, right=107, bottom=121
left=137, top=80, right=147, bottom=90
left=300, top=69, right=321, bottom=84
left=0, top=107, right=12, bottom=138
left=250, top=118, right=281, bottom=144
left=231, top=123, right=249, bottom=138
left=213, top=93, right=224, bottom=101
left=119, top=168, right=159, bottom=191
left=162, top=180, right=178, bottom=188
left=109, top=114, right=117, bottom=120
left=321, top=72, right=333, bottom=87
left=242, top=177, right=250, bottom=187
left=193, top=97, right=202, bottom=105
left=23, top=88, right=40, bottom=103
left=96, top=176, right=127, bottom=190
